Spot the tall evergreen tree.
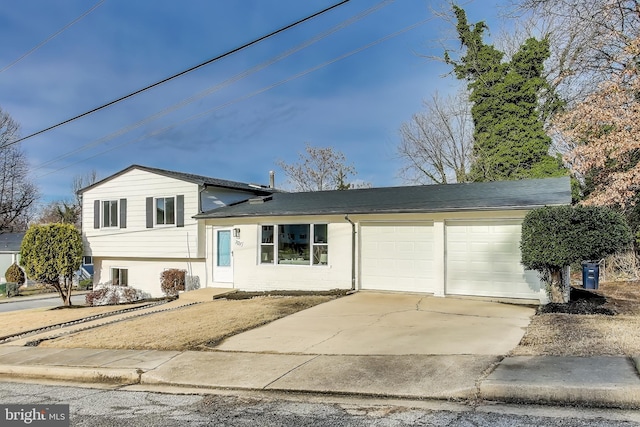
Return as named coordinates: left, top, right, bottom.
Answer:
left=444, top=5, right=565, bottom=182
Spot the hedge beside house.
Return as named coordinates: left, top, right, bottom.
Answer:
left=521, top=205, right=633, bottom=303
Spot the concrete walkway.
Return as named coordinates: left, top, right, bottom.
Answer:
left=0, top=291, right=638, bottom=408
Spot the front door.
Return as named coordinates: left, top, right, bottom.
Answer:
left=213, top=228, right=233, bottom=283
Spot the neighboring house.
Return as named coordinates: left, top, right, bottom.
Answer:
left=194, top=177, right=571, bottom=304
left=79, top=165, right=275, bottom=297
left=0, top=232, right=24, bottom=282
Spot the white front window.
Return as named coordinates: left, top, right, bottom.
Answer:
left=260, top=224, right=328, bottom=266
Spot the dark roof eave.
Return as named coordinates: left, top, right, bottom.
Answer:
left=193, top=203, right=566, bottom=220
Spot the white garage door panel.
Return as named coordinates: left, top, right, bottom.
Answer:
left=446, top=221, right=540, bottom=299
left=361, top=224, right=434, bottom=293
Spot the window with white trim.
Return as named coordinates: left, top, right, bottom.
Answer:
left=111, top=268, right=128, bottom=286
left=260, top=224, right=328, bottom=266
left=155, top=196, right=176, bottom=225
left=102, top=200, right=118, bottom=228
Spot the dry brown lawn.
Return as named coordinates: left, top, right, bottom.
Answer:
left=0, top=302, right=149, bottom=337
left=512, top=281, right=640, bottom=356
left=40, top=295, right=335, bottom=351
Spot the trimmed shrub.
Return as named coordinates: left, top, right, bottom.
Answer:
left=5, top=263, right=25, bottom=285
left=521, top=205, right=633, bottom=302
left=85, top=283, right=150, bottom=306
left=20, top=223, right=82, bottom=306
left=160, top=269, right=186, bottom=296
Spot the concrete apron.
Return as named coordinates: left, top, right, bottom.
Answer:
left=140, top=292, right=534, bottom=399
left=140, top=351, right=501, bottom=400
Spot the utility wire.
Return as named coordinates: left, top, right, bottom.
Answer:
left=33, top=0, right=394, bottom=172
left=10, top=0, right=349, bottom=146
left=1, top=0, right=106, bottom=74
left=36, top=17, right=432, bottom=179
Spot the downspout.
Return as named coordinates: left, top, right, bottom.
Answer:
left=344, top=215, right=356, bottom=291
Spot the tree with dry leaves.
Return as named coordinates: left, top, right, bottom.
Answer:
left=397, top=91, right=473, bottom=184
left=277, top=144, right=368, bottom=192
left=553, top=38, right=640, bottom=210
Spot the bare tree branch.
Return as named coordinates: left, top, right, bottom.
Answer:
left=277, top=144, right=367, bottom=191
left=397, top=90, right=473, bottom=184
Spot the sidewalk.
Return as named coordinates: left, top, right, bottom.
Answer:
left=0, top=345, right=638, bottom=408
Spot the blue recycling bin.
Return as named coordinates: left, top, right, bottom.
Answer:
left=581, top=262, right=600, bottom=290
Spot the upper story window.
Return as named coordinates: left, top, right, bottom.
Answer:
left=146, top=195, right=184, bottom=228
left=260, top=223, right=328, bottom=266
left=102, top=200, right=119, bottom=228
left=156, top=197, right=175, bottom=225
left=93, top=199, right=126, bottom=230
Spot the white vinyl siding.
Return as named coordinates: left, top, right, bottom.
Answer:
left=220, top=219, right=352, bottom=291
left=83, top=169, right=200, bottom=259
left=360, top=223, right=435, bottom=293
left=445, top=220, right=541, bottom=299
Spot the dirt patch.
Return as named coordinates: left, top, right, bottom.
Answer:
left=39, top=295, right=337, bottom=351
left=512, top=281, right=640, bottom=356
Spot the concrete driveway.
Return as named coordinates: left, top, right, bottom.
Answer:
left=216, top=292, right=535, bottom=355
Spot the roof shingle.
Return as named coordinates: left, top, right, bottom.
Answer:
left=195, top=176, right=572, bottom=219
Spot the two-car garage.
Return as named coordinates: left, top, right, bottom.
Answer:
left=359, top=220, right=542, bottom=300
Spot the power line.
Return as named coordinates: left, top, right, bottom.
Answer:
left=36, top=17, right=432, bottom=179
left=10, top=0, right=350, bottom=147
left=0, top=0, right=106, bottom=74
left=33, top=0, right=394, bottom=172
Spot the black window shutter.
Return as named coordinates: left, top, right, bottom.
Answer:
left=176, top=195, right=184, bottom=227
left=119, top=199, right=127, bottom=229
left=146, top=197, right=154, bottom=228
left=93, top=200, right=100, bottom=229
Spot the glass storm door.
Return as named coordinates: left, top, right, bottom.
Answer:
left=214, top=229, right=233, bottom=283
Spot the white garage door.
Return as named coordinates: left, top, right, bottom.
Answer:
left=446, top=220, right=540, bottom=299
left=360, top=223, right=434, bottom=293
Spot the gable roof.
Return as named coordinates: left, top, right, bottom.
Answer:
left=194, top=176, right=572, bottom=219
left=0, top=232, right=25, bottom=253
left=77, top=165, right=275, bottom=195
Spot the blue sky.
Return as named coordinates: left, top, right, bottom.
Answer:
left=1, top=0, right=509, bottom=205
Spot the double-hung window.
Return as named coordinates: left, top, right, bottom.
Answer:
left=260, top=223, right=328, bottom=266
left=102, top=200, right=118, bottom=228
left=146, top=195, right=184, bottom=228
left=94, top=199, right=126, bottom=230
left=156, top=197, right=175, bottom=225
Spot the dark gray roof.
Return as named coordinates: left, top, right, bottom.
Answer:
left=0, top=232, right=25, bottom=252
left=194, top=176, right=572, bottom=219
left=78, top=165, right=275, bottom=195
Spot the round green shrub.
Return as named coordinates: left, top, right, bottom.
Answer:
left=521, top=205, right=633, bottom=271
left=5, top=263, right=25, bottom=285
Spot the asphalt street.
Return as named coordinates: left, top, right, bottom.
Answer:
left=0, top=294, right=85, bottom=313
left=0, top=381, right=639, bottom=426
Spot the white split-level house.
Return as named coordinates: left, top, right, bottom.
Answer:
left=78, top=165, right=275, bottom=296
left=81, top=164, right=572, bottom=303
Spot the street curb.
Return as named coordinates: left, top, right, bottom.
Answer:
left=0, top=364, right=141, bottom=385
left=479, top=356, right=640, bottom=409
left=479, top=382, right=640, bottom=409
